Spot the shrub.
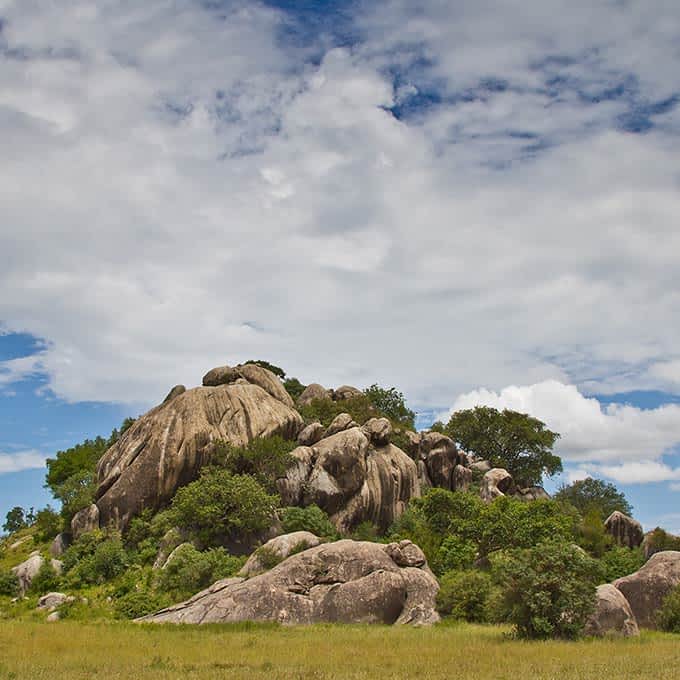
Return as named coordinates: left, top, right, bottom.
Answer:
left=496, top=540, right=601, bottom=639
left=364, top=384, right=415, bottom=429
left=280, top=505, right=338, bottom=539
left=387, top=505, right=442, bottom=568
left=644, top=527, right=680, bottom=558
left=576, top=508, right=613, bottom=558
left=599, top=546, right=645, bottom=582
left=124, top=509, right=175, bottom=565
left=298, top=395, right=376, bottom=428
left=33, top=506, right=62, bottom=543
left=437, top=570, right=493, bottom=622
left=3, top=506, right=28, bottom=534
left=169, top=470, right=278, bottom=546
left=62, top=531, right=129, bottom=586
left=115, top=588, right=170, bottom=620
left=351, top=521, right=380, bottom=542
left=29, top=560, right=61, bottom=595
left=156, top=544, right=244, bottom=598
left=435, top=535, right=477, bottom=573
left=211, top=436, right=297, bottom=492
left=658, top=584, right=680, bottom=633
left=0, top=569, right=19, bottom=596
left=283, top=377, right=306, bottom=400
left=554, top=477, right=632, bottom=518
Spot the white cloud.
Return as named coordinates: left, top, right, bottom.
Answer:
left=0, top=2, right=680, bottom=408
left=443, top=380, right=680, bottom=483
left=0, top=450, right=45, bottom=475
left=0, top=354, right=46, bottom=386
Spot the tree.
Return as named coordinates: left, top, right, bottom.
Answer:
left=364, top=384, right=416, bottom=429
left=283, top=377, right=306, bottom=400
left=3, top=506, right=27, bottom=534
left=554, top=477, right=632, bottom=518
left=445, top=406, right=562, bottom=487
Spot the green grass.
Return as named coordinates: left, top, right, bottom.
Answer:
left=0, top=621, right=679, bottom=679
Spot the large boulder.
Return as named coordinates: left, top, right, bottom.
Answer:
left=239, top=531, right=322, bottom=577
left=480, top=468, right=515, bottom=502
left=277, top=427, right=419, bottom=532
left=585, top=584, right=639, bottom=637
left=605, top=511, right=644, bottom=549
left=138, top=539, right=438, bottom=626
left=95, top=382, right=303, bottom=530
left=297, top=383, right=332, bottom=406
left=71, top=504, right=100, bottom=539
left=202, top=364, right=294, bottom=408
left=417, top=433, right=459, bottom=489
left=11, top=552, right=63, bottom=595
left=49, top=533, right=70, bottom=558
left=297, top=422, right=326, bottom=447
left=333, top=385, right=363, bottom=401
left=614, top=551, right=680, bottom=628
left=324, top=413, right=358, bottom=438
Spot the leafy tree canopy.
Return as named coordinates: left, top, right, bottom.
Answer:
left=3, top=506, right=27, bottom=534
left=554, top=477, right=632, bottom=519
left=445, top=406, right=562, bottom=487
left=364, top=384, right=416, bottom=429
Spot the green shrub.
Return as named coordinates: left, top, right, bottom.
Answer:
left=29, top=560, right=61, bottom=595
left=554, top=477, right=632, bottom=518
left=435, top=535, right=477, bottom=573
left=364, top=384, right=416, bottom=429
left=387, top=505, right=442, bottom=569
left=33, top=506, right=62, bottom=543
left=576, top=508, right=613, bottom=557
left=0, top=569, right=19, bottom=596
left=124, top=509, right=174, bottom=565
left=63, top=531, right=129, bottom=586
left=156, top=544, right=244, bottom=598
left=280, top=505, right=338, bottom=539
left=599, top=546, right=645, bottom=582
left=298, top=396, right=376, bottom=428
left=283, top=377, right=306, bottom=400
left=496, top=540, right=601, bottom=639
left=436, top=570, right=493, bottom=622
left=169, top=470, right=278, bottom=546
left=351, top=521, right=380, bottom=542
left=211, top=436, right=297, bottom=492
left=658, top=584, right=680, bottom=633
left=114, top=588, right=170, bottom=620
left=644, top=527, right=680, bottom=558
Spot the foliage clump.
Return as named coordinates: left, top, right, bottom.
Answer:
left=62, top=530, right=129, bottom=586
left=0, top=569, right=19, bottom=596
left=658, top=584, right=680, bottom=633
left=554, top=477, right=632, bottom=518
left=437, top=570, right=494, bottom=622
left=280, top=505, right=338, bottom=540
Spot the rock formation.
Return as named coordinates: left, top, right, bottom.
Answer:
left=138, top=539, right=439, bottom=626
left=239, top=531, right=322, bottom=577
left=585, top=584, right=639, bottom=637
left=11, top=552, right=63, bottom=595
left=95, top=370, right=302, bottom=530
left=614, top=550, right=680, bottom=628
left=71, top=504, right=100, bottom=540
left=605, top=511, right=644, bottom=549
left=480, top=468, right=515, bottom=501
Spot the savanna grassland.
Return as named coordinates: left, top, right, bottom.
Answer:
left=1, top=621, right=679, bottom=680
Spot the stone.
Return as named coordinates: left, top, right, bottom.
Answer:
left=585, top=584, right=639, bottom=637
left=333, top=385, right=363, bottom=401
left=49, top=533, right=69, bottom=558
left=37, top=592, right=73, bottom=611
left=452, top=465, right=473, bottom=493
left=515, top=486, right=550, bottom=501
left=138, top=539, right=438, bottom=626
left=235, top=363, right=295, bottom=408
left=383, top=540, right=427, bottom=568
left=11, top=552, right=43, bottom=595
left=297, top=422, right=326, bottom=447
left=71, top=504, right=100, bottom=539
left=470, top=460, right=492, bottom=474
left=480, top=468, right=514, bottom=502
left=324, top=413, right=357, bottom=438
left=153, top=528, right=188, bottom=570
left=201, top=365, right=239, bottom=386
left=162, top=384, right=186, bottom=403
left=239, top=532, right=322, bottom=577
left=418, top=433, right=459, bottom=490
left=605, top=511, right=644, bottom=549
left=9, top=536, right=31, bottom=551
left=297, top=383, right=332, bottom=406
left=46, top=612, right=61, bottom=622
left=361, top=417, right=392, bottom=447
left=614, top=551, right=680, bottom=628
left=95, top=382, right=302, bottom=530
left=403, top=431, right=421, bottom=459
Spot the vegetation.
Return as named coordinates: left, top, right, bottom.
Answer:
left=0, top=569, right=19, bottom=596
left=3, top=506, right=29, bottom=534
left=643, top=527, right=680, bottom=557
left=364, top=384, right=416, bottom=429
left=554, top=477, right=633, bottom=518
left=280, top=505, right=338, bottom=540
left=658, top=584, right=680, bottom=633
left=444, top=406, right=562, bottom=486
left=436, top=570, right=493, bottom=622
left=298, top=394, right=376, bottom=427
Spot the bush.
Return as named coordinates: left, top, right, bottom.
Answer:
left=658, top=584, right=680, bottom=633
left=435, top=535, right=477, bottom=573
left=33, top=506, right=62, bottom=543
left=124, top=509, right=174, bottom=565
left=280, top=505, right=338, bottom=539
left=283, top=377, right=306, bottom=400
left=496, top=540, right=601, bottom=639
left=351, top=521, right=380, bottom=542
left=437, top=570, right=493, bottom=622
left=599, top=546, right=645, bottom=582
left=156, top=544, right=244, bottom=598
left=169, top=470, right=278, bottom=546
left=644, top=527, right=680, bottom=558
left=387, top=505, right=442, bottom=568
left=0, top=569, right=19, bottom=596
left=211, top=436, right=297, bottom=492
left=114, top=588, right=170, bottom=620
left=62, top=531, right=129, bottom=586
left=576, top=508, right=613, bottom=558
left=554, top=477, right=632, bottom=518
left=364, top=384, right=416, bottom=429
left=29, top=560, right=61, bottom=595
left=298, top=395, right=376, bottom=428
left=3, top=506, right=28, bottom=534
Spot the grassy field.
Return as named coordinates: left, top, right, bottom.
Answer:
left=1, top=621, right=679, bottom=680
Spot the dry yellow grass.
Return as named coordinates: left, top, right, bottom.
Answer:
left=1, top=621, right=679, bottom=680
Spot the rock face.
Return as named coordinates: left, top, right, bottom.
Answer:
left=49, top=533, right=70, bottom=558
left=406, top=431, right=470, bottom=493
left=585, top=584, right=639, bottom=637
left=202, top=364, right=294, bottom=408
left=71, top=504, right=100, bottom=539
left=239, top=531, right=322, bottom=577
left=37, top=592, right=73, bottom=611
left=139, top=539, right=439, bottom=626
left=297, top=422, right=325, bottom=447
left=614, top=551, right=680, bottom=628
left=297, top=383, right=332, bottom=406
left=277, top=427, right=419, bottom=533
left=480, top=468, right=515, bottom=502
left=11, top=552, right=63, bottom=595
left=605, top=511, right=644, bottom=549
left=95, top=381, right=303, bottom=530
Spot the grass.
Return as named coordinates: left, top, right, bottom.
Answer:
left=0, top=621, right=679, bottom=679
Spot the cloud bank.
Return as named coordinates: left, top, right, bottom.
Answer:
left=0, top=450, right=46, bottom=475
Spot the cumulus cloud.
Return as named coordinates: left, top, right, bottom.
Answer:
left=0, top=450, right=45, bottom=475
left=0, top=1, right=680, bottom=408
left=442, top=380, right=680, bottom=483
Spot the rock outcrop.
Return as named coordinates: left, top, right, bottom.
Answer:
left=277, top=425, right=418, bottom=533
left=138, top=539, right=439, bottom=626
left=480, top=468, right=515, bottom=502
left=297, top=383, right=332, bottom=406
left=71, top=504, right=100, bottom=540
left=95, top=378, right=302, bottom=531
left=11, top=552, right=63, bottom=595
left=614, top=550, right=680, bottom=628
left=585, top=584, right=639, bottom=637
left=37, top=592, right=74, bottom=611
left=202, top=363, right=294, bottom=408
left=605, top=511, right=644, bottom=549
left=239, top=531, right=322, bottom=577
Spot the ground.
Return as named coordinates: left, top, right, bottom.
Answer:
left=0, top=621, right=679, bottom=679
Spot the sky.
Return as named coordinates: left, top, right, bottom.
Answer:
left=2, top=0, right=680, bottom=532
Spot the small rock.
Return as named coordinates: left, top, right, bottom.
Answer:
left=324, top=413, right=357, bottom=438
left=71, top=504, right=100, bottom=539
left=297, top=383, right=332, bottom=406
left=239, top=532, right=322, bottom=577
left=49, top=533, right=70, bottom=558
left=202, top=365, right=238, bottom=387
left=333, top=385, right=363, bottom=401
left=37, top=592, right=73, bottom=611
left=297, top=422, right=326, bottom=447
left=361, top=418, right=392, bottom=447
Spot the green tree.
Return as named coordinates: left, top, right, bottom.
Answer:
left=437, top=570, right=493, bottom=622
left=445, top=406, right=562, bottom=487
left=3, top=506, right=27, bottom=534
left=599, top=547, right=645, bottom=582
left=554, top=477, right=632, bottom=518
left=283, top=377, right=306, bottom=400
left=497, top=540, right=601, bottom=639
left=280, top=505, right=338, bottom=540
left=33, top=506, right=62, bottom=542
left=364, top=384, right=416, bottom=429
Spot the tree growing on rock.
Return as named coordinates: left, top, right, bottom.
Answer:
left=444, top=406, right=562, bottom=487
left=554, top=477, right=632, bottom=518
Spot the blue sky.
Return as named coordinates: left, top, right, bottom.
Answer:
left=2, top=0, right=680, bottom=532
